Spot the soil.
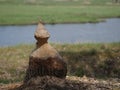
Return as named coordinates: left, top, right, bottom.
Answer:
left=1, top=76, right=120, bottom=90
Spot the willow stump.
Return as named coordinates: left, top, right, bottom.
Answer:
left=24, top=22, right=67, bottom=83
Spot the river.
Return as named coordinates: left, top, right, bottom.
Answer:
left=0, top=18, right=120, bottom=47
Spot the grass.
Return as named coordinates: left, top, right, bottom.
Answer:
left=0, top=43, right=120, bottom=84
left=0, top=0, right=120, bottom=25
left=0, top=44, right=34, bottom=84
left=0, top=0, right=119, bottom=5
left=0, top=0, right=113, bottom=5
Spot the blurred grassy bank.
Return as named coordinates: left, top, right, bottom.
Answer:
left=0, top=43, right=120, bottom=84
left=0, top=0, right=120, bottom=25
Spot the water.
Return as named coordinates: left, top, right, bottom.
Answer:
left=0, top=18, right=120, bottom=47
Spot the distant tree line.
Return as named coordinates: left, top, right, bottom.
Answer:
left=112, top=0, right=120, bottom=3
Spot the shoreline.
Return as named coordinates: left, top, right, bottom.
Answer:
left=0, top=17, right=119, bottom=26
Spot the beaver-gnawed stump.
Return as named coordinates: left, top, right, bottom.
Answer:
left=24, top=22, right=67, bottom=83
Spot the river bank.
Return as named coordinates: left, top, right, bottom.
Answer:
left=0, top=43, right=120, bottom=84
left=1, top=76, right=120, bottom=90
left=0, top=4, right=120, bottom=25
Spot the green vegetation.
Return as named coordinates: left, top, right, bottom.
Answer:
left=0, top=44, right=33, bottom=84
left=0, top=0, right=120, bottom=25
left=0, top=0, right=119, bottom=5
left=0, top=43, right=120, bottom=84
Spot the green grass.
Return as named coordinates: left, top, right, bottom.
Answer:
left=0, top=0, right=113, bottom=5
left=0, top=43, right=120, bottom=84
left=0, top=0, right=120, bottom=25
left=0, top=44, right=34, bottom=84
left=0, top=0, right=118, bottom=5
